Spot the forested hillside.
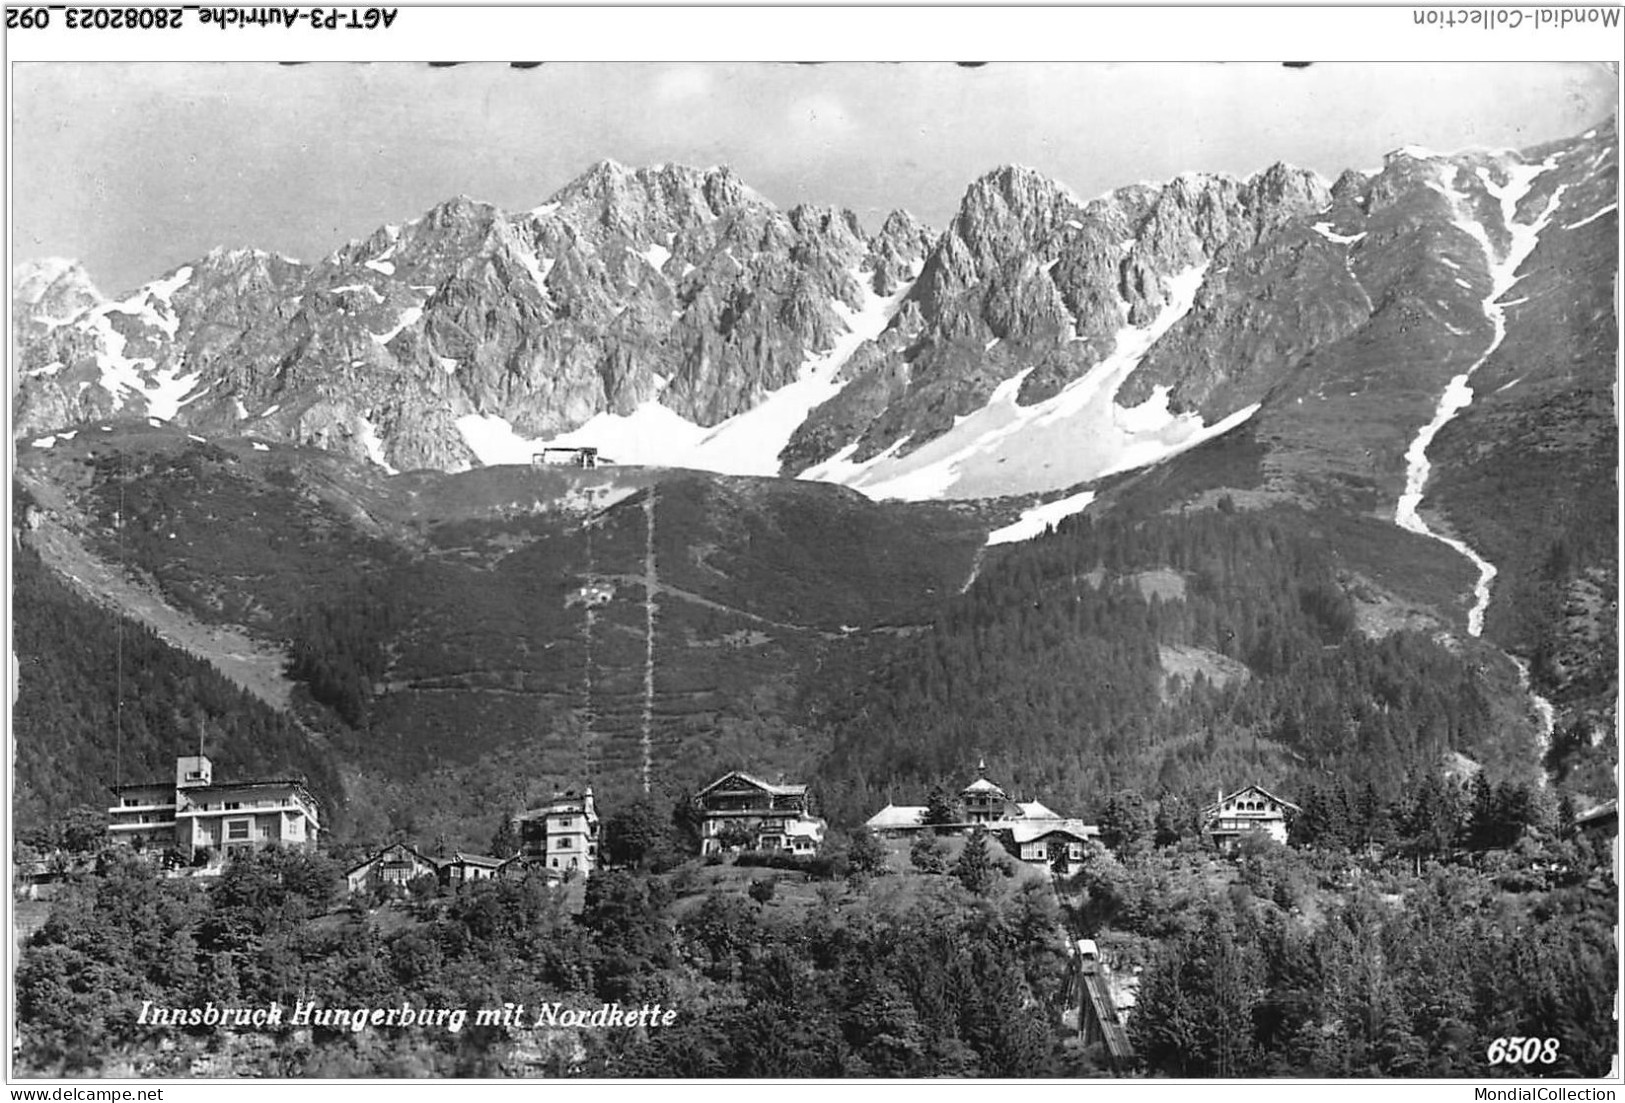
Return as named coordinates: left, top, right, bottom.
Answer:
left=13, top=433, right=989, bottom=847
left=12, top=486, right=344, bottom=839
left=16, top=805, right=1615, bottom=1078
left=811, top=503, right=1543, bottom=828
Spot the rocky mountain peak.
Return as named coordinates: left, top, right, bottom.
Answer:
left=1247, top=162, right=1333, bottom=216
left=422, top=194, right=499, bottom=233
left=190, top=247, right=306, bottom=298
left=540, top=160, right=773, bottom=244
left=1364, top=148, right=1460, bottom=216
left=868, top=210, right=934, bottom=294
left=552, top=159, right=634, bottom=204
left=698, top=164, right=764, bottom=217
left=1330, top=168, right=1371, bottom=207
left=877, top=208, right=926, bottom=239
left=788, top=205, right=868, bottom=260
left=957, top=164, right=1080, bottom=231
left=13, top=258, right=104, bottom=325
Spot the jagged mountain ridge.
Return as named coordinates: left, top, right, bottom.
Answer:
left=788, top=119, right=1618, bottom=503
left=14, top=162, right=934, bottom=476
left=13, top=119, right=1617, bottom=510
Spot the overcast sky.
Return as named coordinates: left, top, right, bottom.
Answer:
left=11, top=62, right=1616, bottom=295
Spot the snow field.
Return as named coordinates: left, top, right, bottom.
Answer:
left=805, top=265, right=1260, bottom=502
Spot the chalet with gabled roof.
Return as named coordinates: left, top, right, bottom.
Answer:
left=345, top=842, right=439, bottom=894
left=439, top=851, right=505, bottom=886
left=696, top=770, right=826, bottom=855
left=961, top=773, right=1014, bottom=823
left=1011, top=820, right=1100, bottom=866
left=862, top=763, right=1099, bottom=871
left=1203, top=784, right=1299, bottom=854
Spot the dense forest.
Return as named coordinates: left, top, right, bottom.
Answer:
left=15, top=784, right=1615, bottom=1079
left=810, top=505, right=1535, bottom=829
left=16, top=835, right=1075, bottom=1078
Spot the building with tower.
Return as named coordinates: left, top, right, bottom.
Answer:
left=515, top=787, right=602, bottom=876
left=106, top=754, right=322, bottom=861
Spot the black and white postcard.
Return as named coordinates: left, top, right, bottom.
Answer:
left=6, top=6, right=1620, bottom=1091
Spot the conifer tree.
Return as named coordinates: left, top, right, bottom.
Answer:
left=909, top=830, right=949, bottom=874
left=489, top=815, right=519, bottom=859
left=1468, top=771, right=1496, bottom=850
left=923, top=785, right=959, bottom=827
left=1099, top=790, right=1152, bottom=856
left=954, top=828, right=994, bottom=895
left=847, top=828, right=887, bottom=879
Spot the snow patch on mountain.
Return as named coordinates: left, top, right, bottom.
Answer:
left=144, top=266, right=193, bottom=336
left=1563, top=201, right=1617, bottom=230
left=985, top=489, right=1098, bottom=546
left=511, top=238, right=555, bottom=300
left=1396, top=156, right=1566, bottom=637
left=331, top=283, right=385, bottom=302
left=798, top=435, right=912, bottom=486
left=546, top=403, right=710, bottom=467
left=804, top=265, right=1260, bottom=501
left=356, top=415, right=397, bottom=474
left=83, top=305, right=202, bottom=418
left=672, top=268, right=918, bottom=477
left=1312, top=222, right=1366, bottom=245
left=467, top=265, right=921, bottom=477
left=641, top=242, right=672, bottom=271
left=458, top=404, right=711, bottom=469
left=456, top=413, right=544, bottom=466
left=371, top=305, right=423, bottom=346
